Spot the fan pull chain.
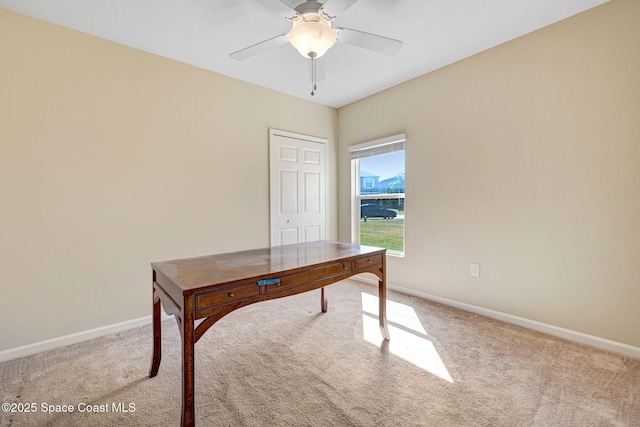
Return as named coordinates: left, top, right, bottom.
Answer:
left=310, top=53, right=317, bottom=96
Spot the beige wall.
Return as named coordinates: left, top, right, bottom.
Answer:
left=338, top=0, right=640, bottom=347
left=2, top=0, right=639, bottom=352
left=0, top=9, right=338, bottom=350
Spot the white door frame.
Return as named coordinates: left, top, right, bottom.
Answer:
left=269, top=128, right=329, bottom=247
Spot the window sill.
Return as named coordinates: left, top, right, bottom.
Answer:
left=386, top=250, right=405, bottom=258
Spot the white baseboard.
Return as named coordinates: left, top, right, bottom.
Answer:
left=352, top=277, right=640, bottom=360
left=2, top=282, right=638, bottom=362
left=0, top=313, right=172, bottom=363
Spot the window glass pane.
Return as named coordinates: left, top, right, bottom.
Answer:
left=358, top=151, right=405, bottom=196
left=359, top=198, right=405, bottom=253
left=354, top=144, right=405, bottom=255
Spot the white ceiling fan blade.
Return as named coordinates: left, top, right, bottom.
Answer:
left=308, top=58, right=326, bottom=82
left=321, top=0, right=359, bottom=17
left=337, top=27, right=402, bottom=55
left=230, top=33, right=290, bottom=60
left=253, top=0, right=298, bottom=18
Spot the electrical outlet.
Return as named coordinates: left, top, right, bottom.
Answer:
left=470, top=263, right=480, bottom=277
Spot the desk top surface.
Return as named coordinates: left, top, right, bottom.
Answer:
left=152, top=241, right=384, bottom=292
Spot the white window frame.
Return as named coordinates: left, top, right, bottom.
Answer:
left=350, top=133, right=406, bottom=257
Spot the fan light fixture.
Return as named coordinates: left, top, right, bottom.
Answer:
left=288, top=12, right=337, bottom=59
left=230, top=0, right=403, bottom=97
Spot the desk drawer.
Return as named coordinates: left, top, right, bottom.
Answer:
left=196, top=283, right=259, bottom=309
left=265, top=261, right=352, bottom=293
left=354, top=254, right=383, bottom=271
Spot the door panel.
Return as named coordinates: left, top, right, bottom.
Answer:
left=280, top=145, right=298, bottom=162
left=304, top=226, right=320, bottom=242
left=280, top=170, right=298, bottom=214
left=303, top=147, right=321, bottom=164
left=280, top=228, right=298, bottom=246
left=304, top=172, right=320, bottom=213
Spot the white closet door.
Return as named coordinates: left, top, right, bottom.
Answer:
left=269, top=129, right=326, bottom=246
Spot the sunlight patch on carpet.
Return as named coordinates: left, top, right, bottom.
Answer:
left=361, top=292, right=453, bottom=383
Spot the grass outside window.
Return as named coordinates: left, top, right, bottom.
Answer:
left=359, top=215, right=404, bottom=253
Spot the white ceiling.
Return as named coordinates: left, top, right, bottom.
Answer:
left=1, top=0, right=608, bottom=108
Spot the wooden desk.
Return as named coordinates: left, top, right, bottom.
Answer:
left=149, top=241, right=389, bottom=427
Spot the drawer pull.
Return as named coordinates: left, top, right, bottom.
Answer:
left=367, top=259, right=372, bottom=263
left=228, top=292, right=235, bottom=298
left=257, top=279, right=280, bottom=286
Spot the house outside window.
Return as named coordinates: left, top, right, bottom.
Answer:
left=361, top=173, right=379, bottom=192
left=350, top=134, right=405, bottom=256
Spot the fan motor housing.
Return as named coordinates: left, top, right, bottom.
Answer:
left=294, top=1, right=324, bottom=15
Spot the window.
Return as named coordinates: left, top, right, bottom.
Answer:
left=363, top=177, right=375, bottom=189
left=350, top=134, right=405, bottom=256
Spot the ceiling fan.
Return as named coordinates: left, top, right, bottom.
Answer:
left=230, top=0, right=403, bottom=95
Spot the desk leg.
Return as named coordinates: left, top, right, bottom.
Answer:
left=379, top=256, right=390, bottom=340
left=379, top=278, right=390, bottom=340
left=321, top=287, right=328, bottom=313
left=150, top=285, right=162, bottom=377
left=378, top=256, right=389, bottom=341
left=181, top=295, right=196, bottom=427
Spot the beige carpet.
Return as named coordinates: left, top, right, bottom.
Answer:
left=2, top=280, right=639, bottom=426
